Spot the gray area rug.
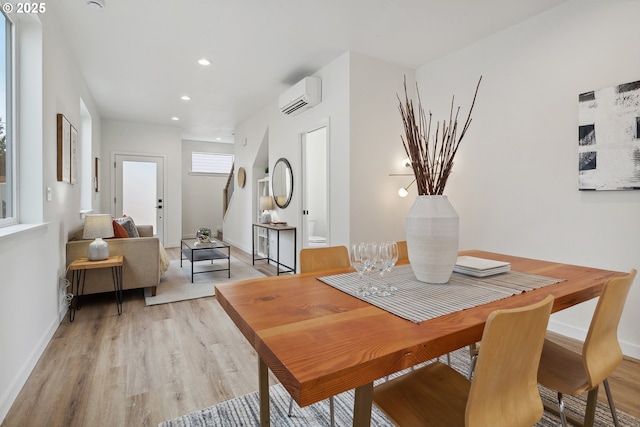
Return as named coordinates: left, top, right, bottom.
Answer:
left=160, top=348, right=639, bottom=427
left=144, top=258, right=266, bottom=305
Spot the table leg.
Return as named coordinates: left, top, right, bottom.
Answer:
left=353, top=382, right=373, bottom=427
left=111, top=265, right=123, bottom=315
left=70, top=271, right=78, bottom=322
left=69, top=269, right=86, bottom=322
left=259, top=357, right=270, bottom=427
left=252, top=225, right=256, bottom=265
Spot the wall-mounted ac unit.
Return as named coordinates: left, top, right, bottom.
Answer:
left=279, top=76, right=321, bottom=116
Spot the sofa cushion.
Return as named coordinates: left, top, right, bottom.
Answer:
left=115, top=216, right=140, bottom=238
left=112, top=220, right=129, bottom=238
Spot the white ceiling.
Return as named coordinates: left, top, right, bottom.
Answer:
left=51, top=0, right=568, bottom=143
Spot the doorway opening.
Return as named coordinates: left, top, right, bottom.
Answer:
left=114, top=154, right=165, bottom=244
left=301, top=124, right=329, bottom=248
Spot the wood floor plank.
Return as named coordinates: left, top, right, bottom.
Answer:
left=2, top=247, right=638, bottom=426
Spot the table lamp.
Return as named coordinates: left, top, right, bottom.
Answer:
left=259, top=196, right=274, bottom=223
left=83, top=214, right=114, bottom=260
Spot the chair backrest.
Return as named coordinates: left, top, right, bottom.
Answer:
left=583, top=269, right=636, bottom=387
left=397, top=240, right=408, bottom=261
left=466, top=295, right=554, bottom=427
left=299, top=246, right=351, bottom=274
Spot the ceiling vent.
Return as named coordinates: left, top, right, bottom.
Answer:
left=279, top=77, right=321, bottom=116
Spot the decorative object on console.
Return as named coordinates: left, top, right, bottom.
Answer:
left=399, top=76, right=481, bottom=283
left=259, top=196, right=274, bottom=223
left=83, top=214, right=115, bottom=261
left=578, top=79, right=640, bottom=191
left=196, top=227, right=212, bottom=243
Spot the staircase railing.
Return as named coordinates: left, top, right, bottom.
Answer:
left=223, top=164, right=234, bottom=218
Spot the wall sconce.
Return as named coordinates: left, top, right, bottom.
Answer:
left=398, top=178, right=416, bottom=197
left=390, top=158, right=415, bottom=197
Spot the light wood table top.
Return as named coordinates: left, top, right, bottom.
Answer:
left=68, top=255, right=124, bottom=270
left=215, top=250, right=624, bottom=426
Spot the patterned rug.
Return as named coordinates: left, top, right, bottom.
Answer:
left=160, top=348, right=639, bottom=427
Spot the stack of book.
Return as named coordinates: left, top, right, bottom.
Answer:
left=454, top=256, right=511, bottom=277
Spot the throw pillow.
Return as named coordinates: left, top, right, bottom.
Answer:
left=112, top=220, right=129, bottom=238
left=114, top=216, right=140, bottom=238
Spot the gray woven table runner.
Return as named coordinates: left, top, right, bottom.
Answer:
left=318, top=265, right=563, bottom=323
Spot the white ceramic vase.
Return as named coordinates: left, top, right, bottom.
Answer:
left=406, top=195, right=459, bottom=284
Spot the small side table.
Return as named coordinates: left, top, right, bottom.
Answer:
left=68, top=255, right=124, bottom=322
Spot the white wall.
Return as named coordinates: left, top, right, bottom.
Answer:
left=349, top=52, right=415, bottom=244
left=226, top=52, right=353, bottom=263
left=1, top=7, right=103, bottom=421
left=181, top=139, right=234, bottom=238
left=101, top=120, right=182, bottom=247
left=415, top=0, right=640, bottom=357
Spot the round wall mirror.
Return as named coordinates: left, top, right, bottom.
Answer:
left=272, top=158, right=293, bottom=208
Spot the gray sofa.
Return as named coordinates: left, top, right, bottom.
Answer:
left=66, top=224, right=162, bottom=296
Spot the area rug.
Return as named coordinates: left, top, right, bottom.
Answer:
left=144, top=258, right=266, bottom=305
left=160, top=348, right=639, bottom=427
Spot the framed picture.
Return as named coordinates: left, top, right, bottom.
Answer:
left=70, top=125, right=78, bottom=184
left=578, top=79, right=640, bottom=190
left=56, top=114, right=71, bottom=183
left=94, top=157, right=100, bottom=192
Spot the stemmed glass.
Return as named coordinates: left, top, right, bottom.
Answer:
left=377, top=242, right=399, bottom=295
left=364, top=242, right=379, bottom=294
left=350, top=243, right=369, bottom=296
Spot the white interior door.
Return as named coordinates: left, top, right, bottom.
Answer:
left=114, top=154, right=165, bottom=244
left=301, top=125, right=329, bottom=248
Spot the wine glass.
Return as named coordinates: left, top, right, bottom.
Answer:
left=362, top=242, right=379, bottom=294
left=376, top=242, right=392, bottom=296
left=378, top=242, right=398, bottom=295
left=350, top=243, right=369, bottom=296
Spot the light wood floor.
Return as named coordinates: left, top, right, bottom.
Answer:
left=2, top=248, right=639, bottom=426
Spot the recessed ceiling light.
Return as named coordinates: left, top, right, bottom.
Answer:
left=198, top=58, right=211, bottom=66
left=216, top=137, right=222, bottom=141
left=181, top=95, right=191, bottom=101
left=171, top=117, right=180, bottom=121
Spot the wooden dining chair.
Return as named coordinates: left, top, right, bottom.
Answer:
left=537, top=269, right=636, bottom=427
left=373, top=295, right=554, bottom=427
left=288, top=245, right=351, bottom=426
left=397, top=240, right=408, bottom=261
left=299, top=245, right=351, bottom=273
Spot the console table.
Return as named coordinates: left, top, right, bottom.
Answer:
left=252, top=223, right=296, bottom=275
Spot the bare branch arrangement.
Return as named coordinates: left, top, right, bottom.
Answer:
left=399, top=76, right=482, bottom=195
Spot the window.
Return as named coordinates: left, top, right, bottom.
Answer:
left=191, top=152, right=233, bottom=174
left=0, top=12, right=14, bottom=225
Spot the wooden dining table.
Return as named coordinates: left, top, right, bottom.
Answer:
left=215, top=249, right=625, bottom=427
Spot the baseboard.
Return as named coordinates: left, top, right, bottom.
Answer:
left=548, top=319, right=640, bottom=360
left=0, top=314, right=60, bottom=423
left=223, top=237, right=251, bottom=255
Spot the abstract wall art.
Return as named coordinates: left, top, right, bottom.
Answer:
left=578, top=80, right=640, bottom=190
